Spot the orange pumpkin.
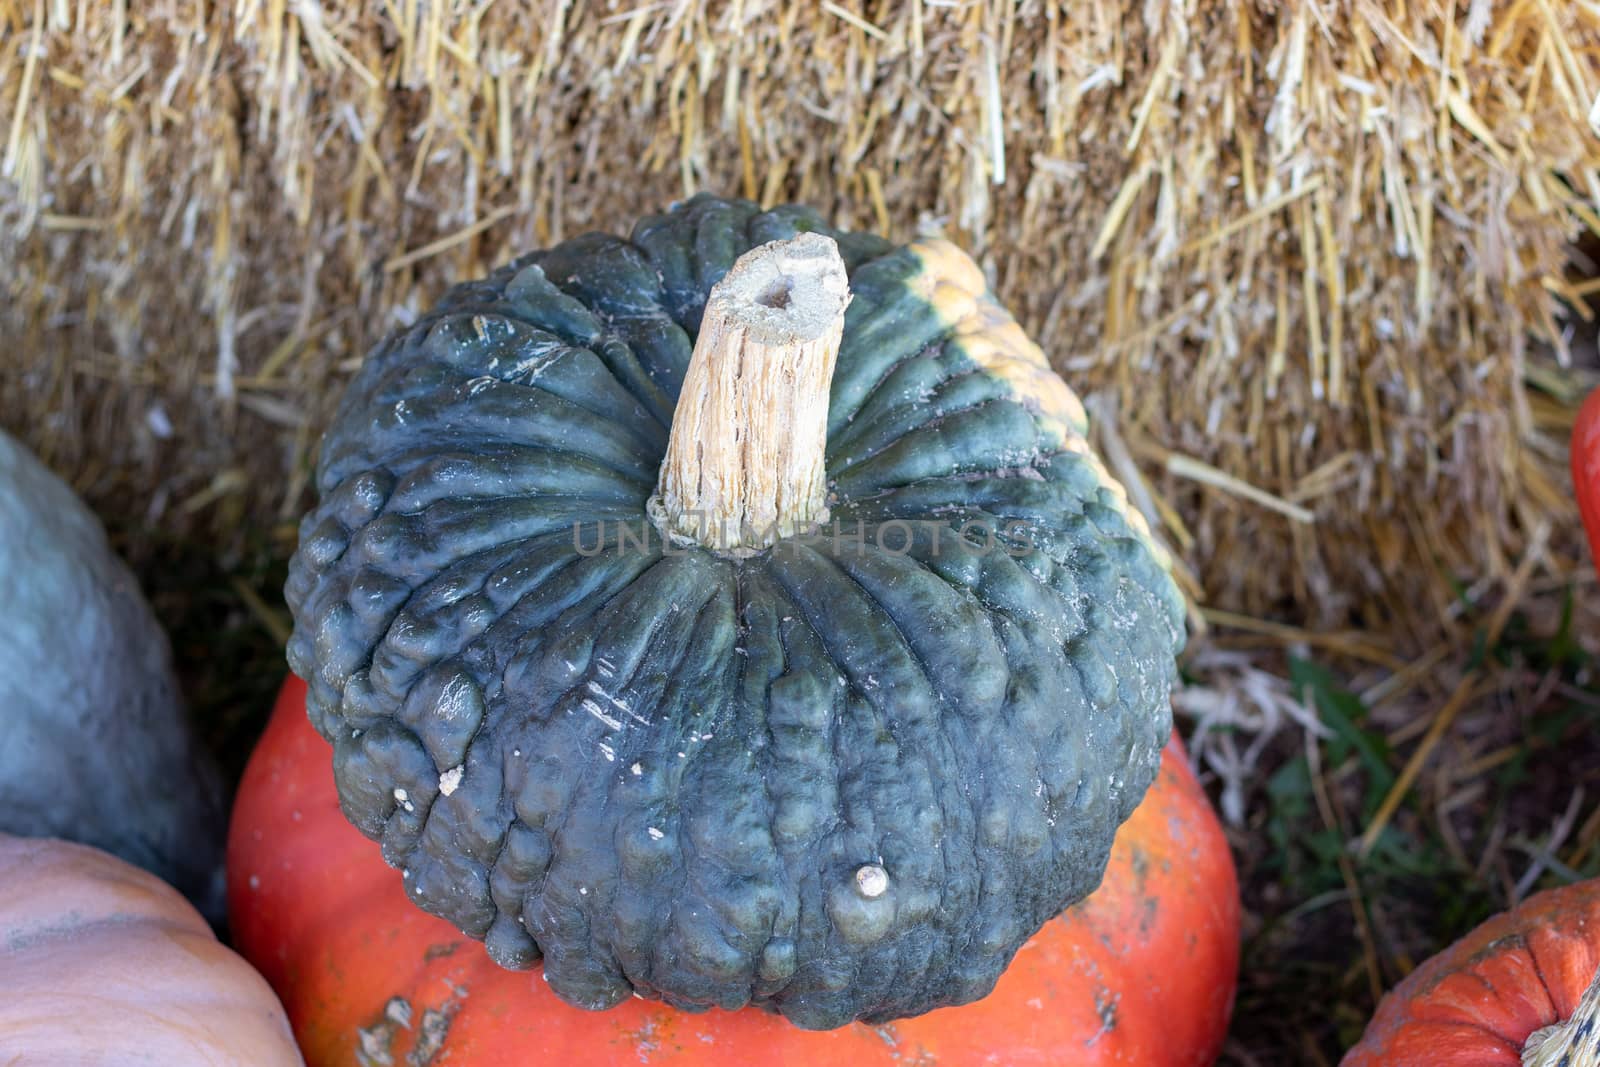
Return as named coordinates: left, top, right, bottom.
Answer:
left=1342, top=881, right=1600, bottom=1065
left=228, top=677, right=1238, bottom=1066
left=0, top=833, right=302, bottom=1065
left=1573, top=385, right=1600, bottom=566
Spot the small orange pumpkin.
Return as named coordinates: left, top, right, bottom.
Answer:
left=229, top=676, right=1239, bottom=1066
left=0, top=833, right=302, bottom=1065
left=1342, top=880, right=1600, bottom=1065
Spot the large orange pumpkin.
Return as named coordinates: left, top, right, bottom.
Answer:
left=0, top=833, right=302, bottom=1065
left=229, top=676, right=1239, bottom=1066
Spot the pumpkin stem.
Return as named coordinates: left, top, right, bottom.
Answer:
left=1523, top=964, right=1600, bottom=1067
left=649, top=233, right=851, bottom=554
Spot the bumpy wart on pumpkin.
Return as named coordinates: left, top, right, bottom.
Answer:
left=285, top=194, right=1185, bottom=1029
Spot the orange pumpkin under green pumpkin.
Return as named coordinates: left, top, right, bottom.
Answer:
left=228, top=676, right=1240, bottom=1066
left=0, top=833, right=301, bottom=1066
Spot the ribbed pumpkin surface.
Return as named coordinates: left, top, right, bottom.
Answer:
left=1343, top=881, right=1600, bottom=1065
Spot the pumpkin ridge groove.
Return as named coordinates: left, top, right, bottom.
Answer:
left=734, top=569, right=812, bottom=1002
left=829, top=348, right=937, bottom=435
left=374, top=532, right=579, bottom=691
left=449, top=373, right=668, bottom=457
left=495, top=253, right=678, bottom=429
left=821, top=536, right=1010, bottom=719
left=824, top=339, right=941, bottom=439
left=1520, top=937, right=1564, bottom=1036
left=826, top=361, right=998, bottom=466
left=397, top=305, right=670, bottom=448
left=825, top=396, right=1051, bottom=483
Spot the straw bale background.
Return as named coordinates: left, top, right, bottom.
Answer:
left=4, top=1, right=1599, bottom=647
left=6, top=2, right=1600, bottom=1060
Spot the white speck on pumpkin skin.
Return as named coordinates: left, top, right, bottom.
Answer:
left=385, top=998, right=413, bottom=1028
left=855, top=864, right=890, bottom=899
left=581, top=697, right=623, bottom=730
left=435, top=676, right=475, bottom=721
left=439, top=767, right=464, bottom=796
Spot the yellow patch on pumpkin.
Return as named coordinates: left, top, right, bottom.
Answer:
left=906, top=238, right=1169, bottom=569
left=906, top=238, right=1089, bottom=443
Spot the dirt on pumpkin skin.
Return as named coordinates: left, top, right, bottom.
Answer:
left=1090, top=986, right=1121, bottom=1045
left=355, top=991, right=461, bottom=1067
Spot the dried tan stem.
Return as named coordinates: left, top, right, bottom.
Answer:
left=648, top=234, right=850, bottom=554
left=1524, top=965, right=1600, bottom=1067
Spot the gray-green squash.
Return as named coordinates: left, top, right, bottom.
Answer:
left=286, top=194, right=1185, bottom=1029
left=0, top=430, right=226, bottom=918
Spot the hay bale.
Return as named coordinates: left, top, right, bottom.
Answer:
left=2, top=0, right=1596, bottom=646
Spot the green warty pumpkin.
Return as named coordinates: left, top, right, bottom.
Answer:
left=285, top=194, right=1185, bottom=1030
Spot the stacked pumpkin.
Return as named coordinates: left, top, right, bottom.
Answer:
left=228, top=195, right=1242, bottom=1063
